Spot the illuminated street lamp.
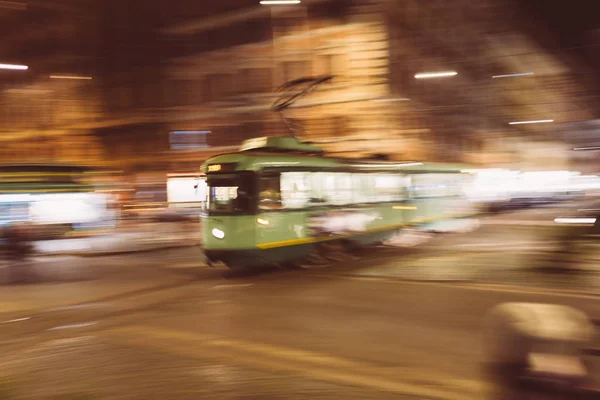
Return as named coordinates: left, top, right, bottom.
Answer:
left=0, top=63, right=28, bottom=71
left=260, top=0, right=301, bottom=4
left=414, top=71, right=457, bottom=79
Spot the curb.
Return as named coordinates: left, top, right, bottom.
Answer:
left=0, top=277, right=195, bottom=318
left=37, top=242, right=202, bottom=258
left=340, top=272, right=476, bottom=283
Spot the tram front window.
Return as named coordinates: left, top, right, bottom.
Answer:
left=207, top=174, right=255, bottom=214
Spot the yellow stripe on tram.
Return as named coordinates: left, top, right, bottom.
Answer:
left=257, top=237, right=317, bottom=249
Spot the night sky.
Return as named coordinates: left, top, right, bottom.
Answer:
left=523, top=0, right=599, bottom=46
left=522, top=0, right=600, bottom=77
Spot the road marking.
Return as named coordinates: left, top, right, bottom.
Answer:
left=1, top=317, right=30, bottom=324
left=0, top=301, right=38, bottom=313
left=47, top=336, right=97, bottom=346
left=210, top=284, right=254, bottom=290
left=48, top=303, right=110, bottom=312
left=103, top=325, right=488, bottom=400
left=46, top=321, right=98, bottom=331
left=454, top=283, right=600, bottom=300
left=314, top=274, right=600, bottom=301
left=169, top=262, right=208, bottom=269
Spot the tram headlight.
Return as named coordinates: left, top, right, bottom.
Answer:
left=212, top=228, right=225, bottom=239
left=257, top=218, right=270, bottom=226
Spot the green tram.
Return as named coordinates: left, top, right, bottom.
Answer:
left=201, top=136, right=476, bottom=268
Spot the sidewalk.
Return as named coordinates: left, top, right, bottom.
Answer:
left=0, top=246, right=206, bottom=301
left=32, top=221, right=202, bottom=257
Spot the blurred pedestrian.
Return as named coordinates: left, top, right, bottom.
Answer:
left=2, top=223, right=34, bottom=284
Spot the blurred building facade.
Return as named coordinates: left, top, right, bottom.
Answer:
left=161, top=0, right=598, bottom=172
left=0, top=0, right=599, bottom=175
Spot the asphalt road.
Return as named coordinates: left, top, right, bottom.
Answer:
left=1, top=202, right=600, bottom=399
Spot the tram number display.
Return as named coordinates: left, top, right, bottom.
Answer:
left=308, top=209, right=381, bottom=236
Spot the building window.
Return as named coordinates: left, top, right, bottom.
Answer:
left=320, top=53, right=345, bottom=78
left=239, top=68, right=272, bottom=94
left=282, top=61, right=309, bottom=83
left=202, top=77, right=212, bottom=103
left=204, top=74, right=234, bottom=101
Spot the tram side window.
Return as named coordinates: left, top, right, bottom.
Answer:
left=260, top=171, right=410, bottom=210
left=374, top=174, right=407, bottom=202
left=259, top=174, right=282, bottom=210
left=445, top=175, right=464, bottom=197
left=306, top=172, right=328, bottom=205
left=280, top=172, right=310, bottom=209
left=307, top=173, right=353, bottom=206
left=410, top=174, right=450, bottom=198
left=331, top=173, right=353, bottom=205
left=352, top=174, right=374, bottom=203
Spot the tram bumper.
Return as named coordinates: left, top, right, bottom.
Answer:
left=204, top=249, right=263, bottom=268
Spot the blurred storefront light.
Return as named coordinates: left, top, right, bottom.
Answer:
left=414, top=71, right=457, bottom=79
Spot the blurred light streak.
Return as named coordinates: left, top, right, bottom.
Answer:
left=574, top=146, right=600, bottom=151
left=1, top=317, right=30, bottom=324
left=414, top=71, right=457, bottom=79
left=5, top=88, right=51, bottom=94
left=0, top=1, right=26, bottom=10
left=46, top=322, right=98, bottom=331
left=351, top=162, right=423, bottom=168
left=554, top=218, right=597, bottom=225
left=492, top=72, right=534, bottom=79
left=260, top=0, right=301, bottom=4
left=371, top=98, right=410, bottom=103
left=50, top=75, right=93, bottom=80
left=0, top=63, right=28, bottom=70
left=461, top=168, right=506, bottom=173
left=509, top=120, right=554, bottom=125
